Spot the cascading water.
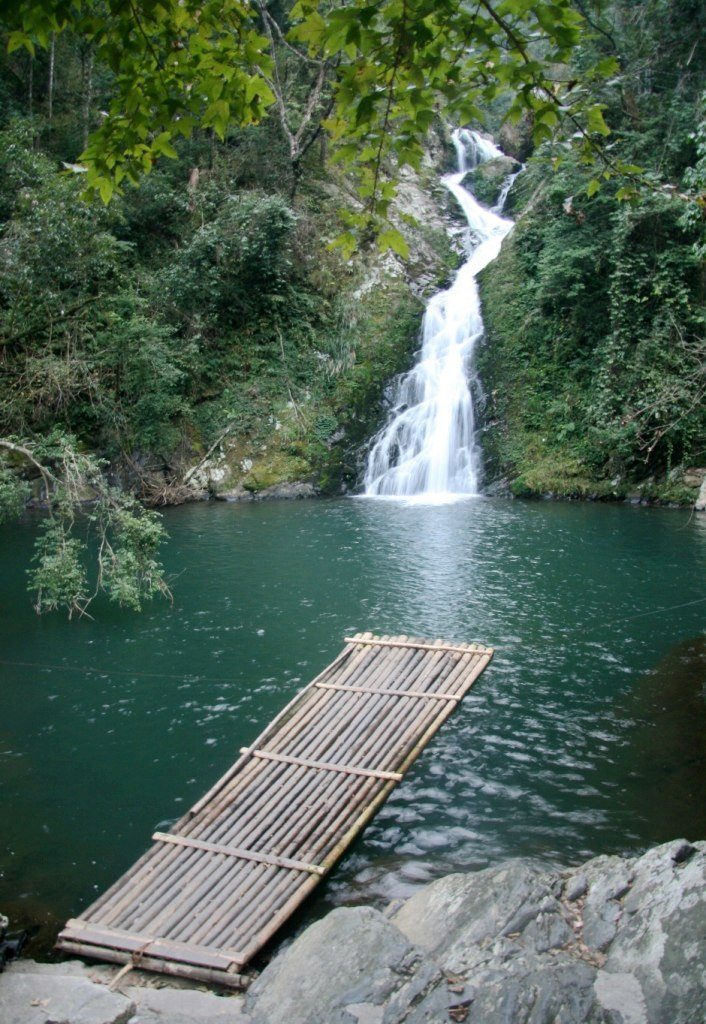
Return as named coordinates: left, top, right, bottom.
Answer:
left=363, top=129, right=520, bottom=500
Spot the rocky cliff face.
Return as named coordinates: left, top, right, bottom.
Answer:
left=1, top=839, right=704, bottom=1024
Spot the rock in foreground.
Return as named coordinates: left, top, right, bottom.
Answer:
left=1, top=840, right=703, bottom=1024
left=247, top=838, right=705, bottom=1024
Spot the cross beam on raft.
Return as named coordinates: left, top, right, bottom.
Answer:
left=56, top=632, right=493, bottom=987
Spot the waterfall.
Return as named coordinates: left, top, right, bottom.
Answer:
left=362, top=129, right=519, bottom=501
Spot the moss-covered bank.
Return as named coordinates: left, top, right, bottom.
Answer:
left=477, top=221, right=705, bottom=506
left=194, top=278, right=426, bottom=499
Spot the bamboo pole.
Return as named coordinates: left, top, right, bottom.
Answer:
left=92, top=642, right=366, bottom=925
left=236, top=650, right=493, bottom=960
left=151, top=651, right=475, bottom=946
left=120, top=646, right=460, bottom=939
left=344, top=636, right=492, bottom=655
left=60, top=919, right=243, bottom=968
left=202, top=647, right=479, bottom=942
left=315, top=682, right=461, bottom=701
left=138, top=649, right=422, bottom=941
left=56, top=942, right=247, bottom=989
left=146, top=645, right=469, bottom=942
left=241, top=746, right=403, bottom=781
left=110, top=647, right=487, bottom=942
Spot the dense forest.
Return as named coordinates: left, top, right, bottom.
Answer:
left=0, top=0, right=704, bottom=612
left=478, top=0, right=706, bottom=502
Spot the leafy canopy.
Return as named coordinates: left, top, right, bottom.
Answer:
left=1, top=0, right=276, bottom=199
left=2, top=0, right=615, bottom=238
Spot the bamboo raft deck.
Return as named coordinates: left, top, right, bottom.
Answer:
left=56, top=632, right=493, bottom=987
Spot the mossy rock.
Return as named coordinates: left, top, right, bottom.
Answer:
left=462, top=156, right=519, bottom=207
left=507, top=457, right=699, bottom=505
left=498, top=117, right=534, bottom=163
left=241, top=453, right=312, bottom=493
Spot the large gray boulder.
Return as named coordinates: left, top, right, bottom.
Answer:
left=0, top=960, right=251, bottom=1024
left=462, top=156, right=520, bottom=208
left=0, top=960, right=134, bottom=1024
left=124, top=984, right=251, bottom=1024
left=599, top=839, right=706, bottom=1024
left=245, top=905, right=447, bottom=1024
left=390, top=839, right=705, bottom=1024
left=392, top=859, right=574, bottom=970
left=391, top=860, right=596, bottom=1024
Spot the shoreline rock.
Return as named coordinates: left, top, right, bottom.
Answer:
left=2, top=840, right=703, bottom=1023
left=215, top=481, right=318, bottom=502
left=695, top=475, right=706, bottom=511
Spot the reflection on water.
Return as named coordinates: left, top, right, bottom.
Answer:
left=0, top=497, right=704, bottom=953
left=618, top=636, right=706, bottom=842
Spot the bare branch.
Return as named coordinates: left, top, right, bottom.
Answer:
left=0, top=438, right=56, bottom=501
left=259, top=4, right=327, bottom=68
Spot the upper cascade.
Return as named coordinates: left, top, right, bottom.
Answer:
left=362, top=129, right=520, bottom=501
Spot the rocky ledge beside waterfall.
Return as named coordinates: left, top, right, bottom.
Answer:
left=2, top=838, right=704, bottom=1024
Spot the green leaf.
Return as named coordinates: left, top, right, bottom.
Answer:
left=378, top=228, right=409, bottom=259
left=587, top=106, right=610, bottom=137
left=152, top=132, right=178, bottom=159
left=355, top=93, right=376, bottom=127
left=532, top=122, right=553, bottom=145
left=329, top=231, right=357, bottom=258
left=98, top=177, right=114, bottom=203
left=7, top=30, right=34, bottom=55
left=616, top=186, right=637, bottom=201
left=594, top=56, right=620, bottom=77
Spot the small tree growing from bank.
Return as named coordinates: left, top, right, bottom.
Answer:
left=0, top=433, right=171, bottom=617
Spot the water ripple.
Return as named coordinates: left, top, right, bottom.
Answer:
left=0, top=497, right=704, bottom=942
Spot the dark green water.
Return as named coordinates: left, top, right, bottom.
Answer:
left=1, top=497, right=705, bottom=954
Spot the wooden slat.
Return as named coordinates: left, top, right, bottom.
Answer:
left=344, top=635, right=491, bottom=655
left=241, top=746, right=404, bottom=781
left=60, top=919, right=245, bottom=968
left=315, top=682, right=462, bottom=701
left=56, top=633, right=493, bottom=988
left=152, top=831, right=325, bottom=876
left=56, top=941, right=246, bottom=989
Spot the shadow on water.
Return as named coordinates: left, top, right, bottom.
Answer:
left=617, top=635, right=706, bottom=843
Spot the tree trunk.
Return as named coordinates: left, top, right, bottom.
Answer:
left=289, top=157, right=302, bottom=202
left=82, top=49, right=94, bottom=150
left=48, top=33, right=56, bottom=123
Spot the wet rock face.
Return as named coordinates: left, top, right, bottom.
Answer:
left=498, top=117, right=534, bottom=163
left=696, top=475, right=706, bottom=511
left=215, top=481, right=317, bottom=502
left=461, top=156, right=520, bottom=208
left=391, top=859, right=574, bottom=968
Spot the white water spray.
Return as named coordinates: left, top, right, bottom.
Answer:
left=363, top=129, right=520, bottom=501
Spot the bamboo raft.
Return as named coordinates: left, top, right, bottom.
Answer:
left=56, top=632, right=493, bottom=987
